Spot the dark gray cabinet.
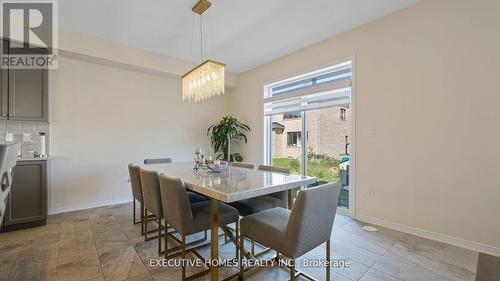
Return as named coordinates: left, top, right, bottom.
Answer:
left=1, top=160, right=48, bottom=229
left=8, top=68, right=48, bottom=121
left=0, top=40, right=49, bottom=122
left=0, top=67, right=8, bottom=120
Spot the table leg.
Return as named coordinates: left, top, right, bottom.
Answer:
left=210, top=198, right=219, bottom=281
left=288, top=189, right=293, bottom=210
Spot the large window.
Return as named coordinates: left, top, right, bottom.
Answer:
left=287, top=132, right=301, bottom=147
left=264, top=60, right=353, bottom=210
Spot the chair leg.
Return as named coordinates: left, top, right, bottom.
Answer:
left=290, top=261, right=296, bottom=281
left=164, top=225, right=169, bottom=259
left=182, top=234, right=186, bottom=281
left=239, top=233, right=245, bottom=280
left=326, top=240, right=331, bottom=281
left=235, top=222, right=239, bottom=260
left=144, top=209, right=148, bottom=241
left=133, top=198, right=136, bottom=223
left=158, top=219, right=162, bottom=256
left=140, top=202, right=145, bottom=235
left=251, top=239, right=255, bottom=256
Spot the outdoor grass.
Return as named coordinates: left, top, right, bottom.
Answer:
left=272, top=157, right=340, bottom=183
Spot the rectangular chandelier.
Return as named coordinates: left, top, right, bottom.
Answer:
left=182, top=60, right=225, bottom=103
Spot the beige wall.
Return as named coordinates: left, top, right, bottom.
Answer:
left=229, top=0, right=500, bottom=254
left=49, top=57, right=228, bottom=213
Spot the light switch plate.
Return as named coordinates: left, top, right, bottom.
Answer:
left=363, top=128, right=375, bottom=137
left=23, top=132, right=32, bottom=142
left=5, top=132, right=13, bottom=142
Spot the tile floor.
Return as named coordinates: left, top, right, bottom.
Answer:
left=0, top=202, right=480, bottom=281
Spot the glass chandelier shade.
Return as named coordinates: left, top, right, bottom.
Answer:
left=182, top=59, right=225, bottom=103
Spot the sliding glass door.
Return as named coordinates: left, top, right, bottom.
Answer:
left=304, top=107, right=351, bottom=209
left=264, top=60, right=353, bottom=211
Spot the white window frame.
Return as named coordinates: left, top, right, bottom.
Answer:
left=286, top=131, right=302, bottom=147
left=263, top=57, right=356, bottom=217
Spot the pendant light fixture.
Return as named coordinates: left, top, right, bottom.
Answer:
left=181, top=0, right=225, bottom=103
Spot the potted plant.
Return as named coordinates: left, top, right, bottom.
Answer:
left=207, top=116, right=250, bottom=162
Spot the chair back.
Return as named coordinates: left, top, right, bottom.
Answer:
left=144, top=158, right=172, bottom=165
left=230, top=162, right=255, bottom=169
left=284, top=182, right=341, bottom=257
left=159, top=174, right=193, bottom=233
left=0, top=143, right=20, bottom=228
left=128, top=164, right=143, bottom=203
left=257, top=165, right=290, bottom=174
left=258, top=165, right=290, bottom=201
left=139, top=169, right=163, bottom=218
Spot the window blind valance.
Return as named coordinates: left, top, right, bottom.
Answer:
left=264, top=61, right=352, bottom=116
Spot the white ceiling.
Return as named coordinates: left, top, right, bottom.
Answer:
left=60, top=0, right=418, bottom=73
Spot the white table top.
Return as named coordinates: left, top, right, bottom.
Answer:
left=139, top=162, right=317, bottom=203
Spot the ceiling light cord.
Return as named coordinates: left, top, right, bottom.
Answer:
left=200, top=14, right=203, bottom=62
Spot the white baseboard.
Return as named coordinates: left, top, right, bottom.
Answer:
left=49, top=197, right=132, bottom=215
left=356, top=214, right=500, bottom=258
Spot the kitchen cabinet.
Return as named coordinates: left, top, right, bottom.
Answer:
left=0, top=40, right=49, bottom=122
left=7, top=68, right=48, bottom=121
left=0, top=64, right=7, bottom=120
left=1, top=160, right=48, bottom=230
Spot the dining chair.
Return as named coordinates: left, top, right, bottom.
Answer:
left=257, top=165, right=291, bottom=208
left=140, top=168, right=209, bottom=256
left=145, top=157, right=208, bottom=200
left=144, top=158, right=173, bottom=164
left=229, top=162, right=255, bottom=169
left=229, top=164, right=290, bottom=256
left=128, top=164, right=146, bottom=234
left=239, top=182, right=342, bottom=281
left=139, top=169, right=166, bottom=256
left=0, top=143, right=20, bottom=229
left=159, top=174, right=240, bottom=280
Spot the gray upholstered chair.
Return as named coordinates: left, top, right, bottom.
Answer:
left=159, top=174, right=240, bottom=280
left=144, top=158, right=173, bottom=164
left=230, top=165, right=290, bottom=255
left=0, top=143, right=20, bottom=228
left=239, top=182, right=342, bottom=281
left=140, top=169, right=207, bottom=256
left=230, top=164, right=289, bottom=216
left=229, top=162, right=255, bottom=169
left=128, top=164, right=147, bottom=234
left=145, top=157, right=207, bottom=200
left=139, top=169, right=165, bottom=255
left=257, top=165, right=291, bottom=208
left=257, top=164, right=289, bottom=173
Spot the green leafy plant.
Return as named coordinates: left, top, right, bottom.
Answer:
left=207, top=116, right=250, bottom=162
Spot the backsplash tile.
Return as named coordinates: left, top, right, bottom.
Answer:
left=2, top=120, right=50, bottom=158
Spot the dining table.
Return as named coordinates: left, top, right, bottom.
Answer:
left=140, top=161, right=317, bottom=281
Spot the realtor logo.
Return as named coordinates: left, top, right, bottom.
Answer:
left=0, top=1, right=58, bottom=69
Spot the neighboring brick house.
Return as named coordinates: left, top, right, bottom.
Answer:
left=271, top=106, right=351, bottom=159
